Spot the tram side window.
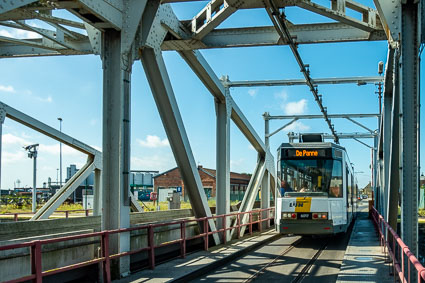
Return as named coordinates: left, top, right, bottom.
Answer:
left=329, top=160, right=343, bottom=198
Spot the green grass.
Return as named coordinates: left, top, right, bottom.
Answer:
left=137, top=199, right=241, bottom=212
left=0, top=203, right=84, bottom=214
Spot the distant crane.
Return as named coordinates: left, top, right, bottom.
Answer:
left=24, top=144, right=39, bottom=213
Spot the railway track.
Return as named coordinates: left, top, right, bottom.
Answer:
left=242, top=237, right=330, bottom=283
left=291, top=239, right=329, bottom=283
left=242, top=237, right=304, bottom=283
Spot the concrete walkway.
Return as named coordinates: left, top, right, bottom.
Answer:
left=336, top=214, right=394, bottom=283
left=114, top=229, right=280, bottom=283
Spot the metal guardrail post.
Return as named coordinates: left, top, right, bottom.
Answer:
left=203, top=218, right=209, bottom=251
left=249, top=212, right=253, bottom=235
left=65, top=211, right=69, bottom=219
left=102, top=233, right=111, bottom=283
left=222, top=215, right=227, bottom=245
left=148, top=225, right=155, bottom=269
left=259, top=210, right=262, bottom=233
left=237, top=214, right=240, bottom=239
left=180, top=221, right=186, bottom=258
left=30, top=241, right=42, bottom=283
left=85, top=210, right=89, bottom=217
left=267, top=209, right=270, bottom=229
left=14, top=213, right=18, bottom=222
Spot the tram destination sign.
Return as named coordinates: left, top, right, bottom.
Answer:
left=283, top=148, right=332, bottom=159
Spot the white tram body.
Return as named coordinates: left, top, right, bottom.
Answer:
left=275, top=141, right=358, bottom=235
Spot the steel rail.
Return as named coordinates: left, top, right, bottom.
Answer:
left=264, top=0, right=339, bottom=143
left=242, top=237, right=304, bottom=283
left=291, top=240, right=329, bottom=283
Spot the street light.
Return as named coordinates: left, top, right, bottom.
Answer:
left=24, top=144, right=39, bottom=213
left=58, top=118, right=62, bottom=188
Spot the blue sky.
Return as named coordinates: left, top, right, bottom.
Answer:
left=0, top=1, right=423, bottom=190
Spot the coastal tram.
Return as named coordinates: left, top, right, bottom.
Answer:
left=276, top=135, right=358, bottom=235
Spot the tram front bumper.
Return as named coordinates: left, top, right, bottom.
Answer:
left=279, top=219, right=335, bottom=235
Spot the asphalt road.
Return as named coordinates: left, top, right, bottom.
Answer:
left=191, top=205, right=366, bottom=283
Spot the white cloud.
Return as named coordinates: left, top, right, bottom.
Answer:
left=39, top=144, right=81, bottom=156
left=0, top=85, right=15, bottom=93
left=282, top=99, right=308, bottom=115
left=0, top=27, right=41, bottom=39
left=131, top=155, right=175, bottom=171
left=35, top=95, right=53, bottom=103
left=2, top=133, right=31, bottom=146
left=248, top=89, right=258, bottom=97
left=89, top=119, right=97, bottom=126
left=285, top=121, right=311, bottom=132
left=274, top=90, right=288, bottom=102
left=138, top=135, right=169, bottom=148
left=0, top=30, right=13, bottom=37
left=3, top=151, right=26, bottom=164
left=230, top=158, right=245, bottom=170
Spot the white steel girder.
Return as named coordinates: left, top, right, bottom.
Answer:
left=162, top=23, right=386, bottom=50
left=225, top=76, right=384, bottom=88
left=373, top=0, right=401, bottom=46
left=144, top=6, right=276, bottom=241
left=400, top=1, right=420, bottom=257
left=261, top=170, right=271, bottom=229
left=283, top=0, right=380, bottom=32
left=0, top=0, right=37, bottom=15
left=139, top=47, right=220, bottom=245
left=387, top=50, right=400, bottom=232
left=0, top=102, right=103, bottom=219
left=288, top=132, right=377, bottom=140
left=101, top=29, right=132, bottom=277
left=231, top=157, right=266, bottom=238
left=381, top=48, right=395, bottom=222
left=32, top=156, right=98, bottom=220
left=190, top=0, right=239, bottom=40
left=215, top=91, right=232, bottom=242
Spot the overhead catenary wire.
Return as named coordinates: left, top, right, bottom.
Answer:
left=264, top=0, right=339, bottom=143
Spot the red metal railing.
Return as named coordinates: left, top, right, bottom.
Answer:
left=0, top=207, right=274, bottom=283
left=371, top=206, right=425, bottom=283
left=1, top=209, right=91, bottom=221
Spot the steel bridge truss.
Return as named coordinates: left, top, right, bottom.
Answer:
left=0, top=102, right=143, bottom=220
left=0, top=0, right=422, bottom=278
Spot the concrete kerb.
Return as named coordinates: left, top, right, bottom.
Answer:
left=171, top=229, right=281, bottom=283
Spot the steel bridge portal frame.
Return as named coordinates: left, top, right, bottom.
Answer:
left=0, top=0, right=422, bottom=279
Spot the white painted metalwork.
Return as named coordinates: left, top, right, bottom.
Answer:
left=225, top=76, right=384, bottom=88
left=0, top=1, right=421, bottom=279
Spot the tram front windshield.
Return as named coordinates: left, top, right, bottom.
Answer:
left=280, top=159, right=342, bottom=197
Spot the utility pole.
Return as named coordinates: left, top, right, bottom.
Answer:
left=376, top=61, right=384, bottom=114
left=24, top=144, right=39, bottom=213
left=58, top=118, right=62, bottom=188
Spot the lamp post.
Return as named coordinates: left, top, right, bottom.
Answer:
left=58, top=118, right=62, bottom=188
left=25, top=144, right=39, bottom=213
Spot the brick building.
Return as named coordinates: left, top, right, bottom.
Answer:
left=153, top=166, right=251, bottom=201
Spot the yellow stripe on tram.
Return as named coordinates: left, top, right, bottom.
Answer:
left=295, top=197, right=312, bottom=213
